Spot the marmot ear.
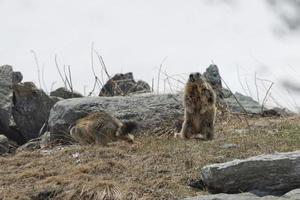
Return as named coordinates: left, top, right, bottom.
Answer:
left=189, top=74, right=194, bottom=82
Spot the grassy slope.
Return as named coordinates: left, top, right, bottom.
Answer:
left=0, top=115, right=300, bottom=200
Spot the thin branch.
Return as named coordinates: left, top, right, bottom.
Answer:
left=50, top=81, right=57, bottom=93
left=63, top=64, right=72, bottom=91
left=244, top=76, right=253, bottom=98
left=54, top=54, right=67, bottom=88
left=160, top=71, right=185, bottom=85
left=41, top=64, right=48, bottom=94
left=221, top=76, right=250, bottom=129
left=254, top=72, right=259, bottom=103
left=94, top=50, right=111, bottom=79
left=236, top=65, right=248, bottom=96
left=67, top=65, right=73, bottom=93
left=88, top=77, right=98, bottom=96
left=30, top=50, right=42, bottom=89
left=157, top=57, right=167, bottom=94
left=94, top=50, right=125, bottom=96
left=151, top=78, right=154, bottom=93
left=164, top=70, right=182, bottom=105
left=261, top=82, right=274, bottom=113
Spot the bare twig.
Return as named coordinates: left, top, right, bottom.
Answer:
left=63, top=64, right=73, bottom=92
left=221, top=76, right=250, bottom=129
left=50, top=81, right=57, bottom=93
left=151, top=78, right=154, bottom=93
left=160, top=71, right=185, bottom=85
left=261, top=82, right=274, bottom=113
left=88, top=77, right=98, bottom=96
left=41, top=64, right=49, bottom=94
left=236, top=66, right=249, bottom=96
left=54, top=54, right=67, bottom=88
left=67, top=65, right=73, bottom=93
left=94, top=50, right=111, bottom=80
left=30, top=50, right=42, bottom=89
left=164, top=70, right=182, bottom=105
left=244, top=76, right=253, bottom=98
left=94, top=50, right=125, bottom=96
left=254, top=72, right=259, bottom=103
left=88, top=43, right=103, bottom=96
left=157, top=57, right=167, bottom=94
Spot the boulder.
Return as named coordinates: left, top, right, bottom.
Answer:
left=12, top=82, right=60, bottom=141
left=48, top=93, right=182, bottom=141
left=0, top=65, right=14, bottom=130
left=262, top=107, right=293, bottom=117
left=48, top=91, right=270, bottom=142
left=184, top=189, right=300, bottom=200
left=0, top=134, right=9, bottom=154
left=12, top=71, right=23, bottom=84
left=203, top=64, right=223, bottom=98
left=200, top=151, right=300, bottom=196
left=0, top=65, right=24, bottom=144
left=50, top=87, right=83, bottom=99
left=99, top=72, right=151, bottom=96
left=224, top=92, right=261, bottom=114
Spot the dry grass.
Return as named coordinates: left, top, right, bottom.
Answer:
left=0, top=115, right=300, bottom=200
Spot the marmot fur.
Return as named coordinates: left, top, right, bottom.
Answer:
left=175, top=72, right=216, bottom=140
left=70, top=111, right=137, bottom=145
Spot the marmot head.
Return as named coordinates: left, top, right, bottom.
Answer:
left=116, top=121, right=138, bottom=143
left=189, top=72, right=206, bottom=84
left=189, top=72, right=211, bottom=89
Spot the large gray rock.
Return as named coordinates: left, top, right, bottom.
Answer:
left=204, top=64, right=222, bottom=90
left=200, top=151, right=300, bottom=196
left=0, top=65, right=14, bottom=130
left=184, top=189, right=300, bottom=200
left=12, top=71, right=23, bottom=84
left=50, top=87, right=83, bottom=99
left=0, top=134, right=9, bottom=154
left=0, top=65, right=24, bottom=144
left=48, top=91, right=269, bottom=142
left=203, top=64, right=223, bottom=98
left=224, top=92, right=261, bottom=114
left=12, top=82, right=60, bottom=141
left=48, top=93, right=182, bottom=141
left=99, top=72, right=151, bottom=96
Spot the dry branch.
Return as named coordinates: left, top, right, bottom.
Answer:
left=30, top=50, right=42, bottom=89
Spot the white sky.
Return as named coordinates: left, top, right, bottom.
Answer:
left=0, top=0, right=300, bottom=111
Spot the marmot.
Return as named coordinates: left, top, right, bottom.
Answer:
left=70, top=111, right=137, bottom=145
left=175, top=72, right=216, bottom=140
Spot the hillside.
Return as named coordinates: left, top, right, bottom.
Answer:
left=1, top=115, right=299, bottom=200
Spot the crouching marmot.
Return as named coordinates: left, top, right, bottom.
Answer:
left=70, top=111, right=137, bottom=145
left=175, top=72, right=216, bottom=140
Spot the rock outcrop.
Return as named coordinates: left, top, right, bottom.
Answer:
left=0, top=65, right=24, bottom=144
left=48, top=90, right=268, bottom=142
left=48, top=93, right=181, bottom=141
left=224, top=92, right=261, bottom=114
left=12, top=71, right=23, bottom=84
left=0, top=65, right=60, bottom=144
left=199, top=151, right=300, bottom=196
left=12, top=82, right=59, bottom=141
left=184, top=189, right=300, bottom=200
left=203, top=64, right=222, bottom=97
left=50, top=87, right=83, bottom=99
left=99, top=72, right=151, bottom=96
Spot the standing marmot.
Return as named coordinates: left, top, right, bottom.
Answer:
left=175, top=72, right=216, bottom=140
left=70, top=111, right=136, bottom=145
